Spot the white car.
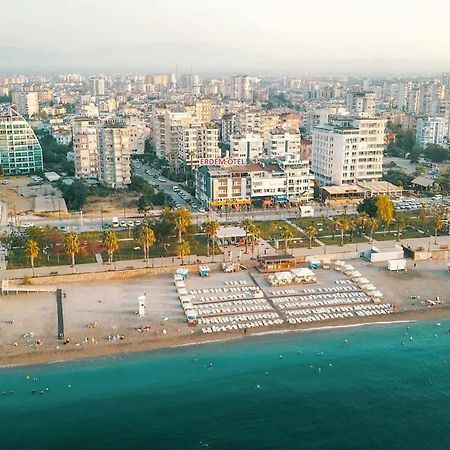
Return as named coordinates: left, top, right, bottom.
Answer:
left=120, top=221, right=127, bottom=228
left=134, top=220, right=142, bottom=226
left=158, top=177, right=165, bottom=183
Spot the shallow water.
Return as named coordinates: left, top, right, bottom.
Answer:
left=1, top=320, right=450, bottom=450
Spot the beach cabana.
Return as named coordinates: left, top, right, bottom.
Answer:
left=198, top=265, right=210, bottom=277
left=175, top=268, right=189, bottom=279
left=291, top=268, right=317, bottom=284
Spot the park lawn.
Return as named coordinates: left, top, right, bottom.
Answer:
left=372, top=228, right=428, bottom=242
left=7, top=229, right=216, bottom=269
left=255, top=221, right=301, bottom=241
left=318, top=235, right=369, bottom=246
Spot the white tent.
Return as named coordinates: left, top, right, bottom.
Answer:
left=358, top=277, right=370, bottom=285
left=291, top=268, right=315, bottom=278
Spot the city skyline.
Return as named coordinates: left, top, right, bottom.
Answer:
left=2, top=0, right=450, bottom=74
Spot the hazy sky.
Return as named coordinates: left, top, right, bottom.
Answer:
left=2, top=0, right=450, bottom=73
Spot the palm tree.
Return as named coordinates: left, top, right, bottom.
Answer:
left=367, top=217, right=378, bottom=244
left=174, top=207, right=192, bottom=243
left=203, top=220, right=220, bottom=260
left=348, top=219, right=357, bottom=242
left=432, top=212, right=445, bottom=245
left=103, top=230, right=119, bottom=266
left=136, top=225, right=156, bottom=266
left=396, top=219, right=407, bottom=242
left=339, top=218, right=351, bottom=246
left=280, top=225, right=294, bottom=255
left=305, top=226, right=318, bottom=249
left=241, top=218, right=254, bottom=254
left=247, top=222, right=260, bottom=254
left=331, top=217, right=341, bottom=241
left=177, top=240, right=191, bottom=264
left=25, top=239, right=39, bottom=277
left=356, top=214, right=368, bottom=237
left=64, top=232, right=80, bottom=273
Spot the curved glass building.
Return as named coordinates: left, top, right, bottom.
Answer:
left=0, top=108, right=44, bottom=174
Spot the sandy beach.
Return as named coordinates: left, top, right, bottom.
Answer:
left=1, top=258, right=449, bottom=368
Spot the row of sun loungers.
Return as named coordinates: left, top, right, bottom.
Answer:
left=196, top=298, right=271, bottom=315
left=273, top=296, right=370, bottom=310
left=197, top=303, right=273, bottom=317
left=189, top=286, right=252, bottom=295
left=194, top=293, right=254, bottom=303
left=335, top=279, right=353, bottom=284
left=224, top=280, right=248, bottom=286
left=267, top=285, right=359, bottom=297
left=286, top=304, right=393, bottom=324
left=198, top=312, right=280, bottom=325
left=201, top=318, right=284, bottom=333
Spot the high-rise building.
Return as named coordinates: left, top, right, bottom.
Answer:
left=11, top=91, right=39, bottom=117
left=220, top=113, right=237, bottom=144
left=90, top=78, right=105, bottom=96
left=312, top=116, right=386, bottom=185
left=346, top=91, right=376, bottom=117
left=73, top=118, right=100, bottom=179
left=416, top=116, right=449, bottom=149
left=229, top=133, right=263, bottom=163
left=228, top=76, right=253, bottom=102
left=98, top=123, right=131, bottom=188
left=0, top=108, right=43, bottom=174
left=179, top=125, right=220, bottom=167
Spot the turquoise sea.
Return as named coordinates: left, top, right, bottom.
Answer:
left=1, top=320, right=450, bottom=450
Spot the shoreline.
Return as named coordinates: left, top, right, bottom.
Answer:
left=1, top=307, right=449, bottom=370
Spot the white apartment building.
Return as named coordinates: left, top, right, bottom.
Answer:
left=178, top=126, right=220, bottom=168
left=11, top=91, right=39, bottom=117
left=229, top=133, right=263, bottom=163
left=312, top=117, right=386, bottom=186
left=268, top=129, right=301, bottom=160
left=73, top=118, right=100, bottom=179
left=127, top=117, right=148, bottom=155
left=98, top=124, right=131, bottom=188
left=196, top=159, right=313, bottom=208
left=277, top=157, right=314, bottom=203
left=416, top=116, right=449, bottom=149
left=346, top=91, right=376, bottom=117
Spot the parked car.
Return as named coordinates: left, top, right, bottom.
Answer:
left=120, top=221, right=127, bottom=228
left=134, top=220, right=142, bottom=226
left=158, top=177, right=165, bottom=183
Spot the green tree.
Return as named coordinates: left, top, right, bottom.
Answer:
left=357, top=197, right=378, bottom=217
left=62, top=180, right=89, bottom=211
left=426, top=144, right=449, bottom=163
left=64, top=232, right=80, bottom=273
left=25, top=239, right=40, bottom=277
left=103, top=230, right=119, bottom=266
